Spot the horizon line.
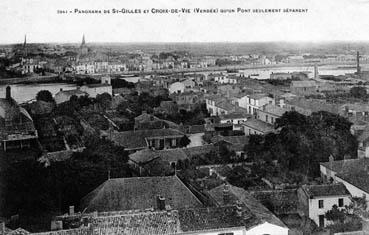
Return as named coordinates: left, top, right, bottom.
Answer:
left=2, top=39, right=369, bottom=46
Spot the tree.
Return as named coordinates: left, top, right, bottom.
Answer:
left=179, top=135, right=191, bottom=147
left=325, top=205, right=346, bottom=223
left=350, top=86, right=367, bottom=98
left=96, top=93, right=112, bottom=110
left=36, top=90, right=54, bottom=103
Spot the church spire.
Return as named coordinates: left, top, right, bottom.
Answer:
left=82, top=34, right=85, bottom=46
left=23, top=34, right=27, bottom=48
left=23, top=34, right=27, bottom=57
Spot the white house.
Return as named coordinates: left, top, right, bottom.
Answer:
left=297, top=184, right=351, bottom=227
left=242, top=94, right=275, bottom=115
left=54, top=88, right=87, bottom=104
left=169, top=82, right=185, bottom=94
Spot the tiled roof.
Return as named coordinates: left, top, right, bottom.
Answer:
left=208, top=184, right=287, bottom=228
left=248, top=93, right=270, bottom=100
left=242, top=118, right=274, bottom=133
left=220, top=112, right=251, bottom=120
left=182, top=144, right=217, bottom=158
left=301, top=184, right=350, bottom=198
left=291, top=80, right=317, bottom=87
left=211, top=135, right=249, bottom=152
left=320, top=158, right=369, bottom=174
left=178, top=206, right=258, bottom=232
left=90, top=210, right=180, bottom=235
left=129, top=148, right=189, bottom=165
left=336, top=171, right=369, bottom=194
left=80, top=175, right=204, bottom=213
left=260, top=104, right=289, bottom=117
left=108, top=129, right=184, bottom=150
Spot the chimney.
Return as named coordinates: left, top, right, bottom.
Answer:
left=6, top=86, right=11, bottom=100
left=157, top=195, right=166, bottom=210
left=357, top=51, right=361, bottom=76
left=223, top=184, right=230, bottom=204
left=69, top=205, right=75, bottom=215
left=235, top=201, right=243, bottom=217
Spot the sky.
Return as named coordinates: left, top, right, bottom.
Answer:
left=0, top=0, right=368, bottom=44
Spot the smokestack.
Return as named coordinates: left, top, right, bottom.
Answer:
left=314, top=64, right=319, bottom=79
left=6, top=86, right=11, bottom=100
left=357, top=51, right=361, bottom=76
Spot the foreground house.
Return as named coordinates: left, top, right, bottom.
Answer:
left=0, top=86, right=38, bottom=151
left=297, top=184, right=351, bottom=227
left=42, top=178, right=289, bottom=235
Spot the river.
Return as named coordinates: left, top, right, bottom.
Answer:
left=0, top=65, right=360, bottom=103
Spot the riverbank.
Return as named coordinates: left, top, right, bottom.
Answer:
left=1, top=61, right=366, bottom=85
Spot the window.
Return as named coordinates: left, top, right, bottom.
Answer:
left=318, top=200, right=324, bottom=209
left=266, top=115, right=269, bottom=123
left=338, top=198, right=344, bottom=207
left=218, top=233, right=234, bottom=235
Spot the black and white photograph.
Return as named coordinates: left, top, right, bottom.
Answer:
left=1, top=0, right=369, bottom=234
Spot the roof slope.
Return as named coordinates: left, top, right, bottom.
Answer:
left=301, top=183, right=350, bottom=198
left=208, top=184, right=287, bottom=228
left=81, top=176, right=203, bottom=213
left=178, top=206, right=258, bottom=232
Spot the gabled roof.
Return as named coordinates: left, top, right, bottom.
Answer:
left=300, top=184, right=350, bottom=198
left=320, top=158, right=369, bottom=174
left=242, top=118, right=274, bottom=133
left=220, top=112, right=251, bottom=120
left=81, top=175, right=204, bottom=213
left=260, top=104, right=288, bottom=117
left=208, top=184, right=287, bottom=228
left=336, top=171, right=369, bottom=194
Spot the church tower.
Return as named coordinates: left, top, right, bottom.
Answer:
left=80, top=34, right=88, bottom=55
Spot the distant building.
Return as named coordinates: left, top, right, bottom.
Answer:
left=0, top=86, right=38, bottom=151
left=270, top=72, right=292, bottom=80
left=168, top=81, right=185, bottom=94
left=290, top=80, right=318, bottom=96
left=244, top=93, right=275, bottom=115
left=297, top=184, right=351, bottom=227
left=256, top=104, right=288, bottom=125
left=54, top=88, right=87, bottom=104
